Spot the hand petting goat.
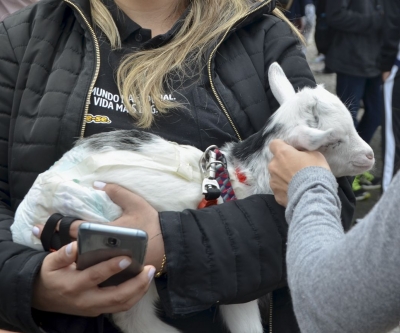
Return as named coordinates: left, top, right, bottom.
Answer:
left=268, top=139, right=331, bottom=207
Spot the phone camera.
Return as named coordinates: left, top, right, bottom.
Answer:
left=107, top=237, right=118, bottom=247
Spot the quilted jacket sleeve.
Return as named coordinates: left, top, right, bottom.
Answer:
left=157, top=18, right=355, bottom=318
left=157, top=195, right=288, bottom=317
left=0, top=22, right=48, bottom=333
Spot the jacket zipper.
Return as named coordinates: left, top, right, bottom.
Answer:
left=207, top=0, right=272, bottom=142
left=269, top=292, right=273, bottom=333
left=64, top=0, right=101, bottom=138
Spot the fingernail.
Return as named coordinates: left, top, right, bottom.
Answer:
left=119, top=258, right=132, bottom=269
left=93, top=181, right=106, bottom=190
left=148, top=267, right=156, bottom=282
left=32, top=226, right=40, bottom=237
left=65, top=243, right=73, bottom=256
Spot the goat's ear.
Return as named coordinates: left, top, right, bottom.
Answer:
left=301, top=95, right=320, bottom=128
left=268, top=62, right=296, bottom=105
left=287, top=125, right=335, bottom=151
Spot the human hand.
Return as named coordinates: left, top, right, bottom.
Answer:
left=382, top=71, right=391, bottom=82
left=93, top=182, right=165, bottom=271
left=32, top=242, right=155, bottom=316
left=268, top=139, right=330, bottom=207
left=33, top=182, right=165, bottom=271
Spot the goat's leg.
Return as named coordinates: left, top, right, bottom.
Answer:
left=112, top=281, right=181, bottom=333
left=220, top=301, right=263, bottom=333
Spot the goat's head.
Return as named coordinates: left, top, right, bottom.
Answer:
left=268, top=62, right=374, bottom=177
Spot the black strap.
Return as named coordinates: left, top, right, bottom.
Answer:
left=41, top=213, right=64, bottom=251
left=41, top=213, right=79, bottom=251
left=59, top=216, right=79, bottom=246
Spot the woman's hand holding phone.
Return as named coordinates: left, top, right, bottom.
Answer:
left=33, top=182, right=166, bottom=272
left=32, top=241, right=155, bottom=316
left=31, top=182, right=163, bottom=315
left=92, top=182, right=165, bottom=273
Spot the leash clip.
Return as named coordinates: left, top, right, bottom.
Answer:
left=200, top=145, right=218, bottom=178
left=199, top=145, right=222, bottom=200
left=201, top=178, right=220, bottom=198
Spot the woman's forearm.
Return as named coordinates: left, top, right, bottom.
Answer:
left=286, top=167, right=400, bottom=333
left=157, top=194, right=288, bottom=317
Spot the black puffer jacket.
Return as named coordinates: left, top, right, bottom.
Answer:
left=0, top=0, right=355, bottom=332
left=325, top=0, right=383, bottom=77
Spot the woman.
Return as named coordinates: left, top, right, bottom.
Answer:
left=0, top=0, right=355, bottom=332
left=269, top=139, right=400, bottom=333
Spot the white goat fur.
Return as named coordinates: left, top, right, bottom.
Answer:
left=11, top=63, right=374, bottom=333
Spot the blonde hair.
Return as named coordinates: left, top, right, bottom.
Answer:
left=90, top=0, right=304, bottom=128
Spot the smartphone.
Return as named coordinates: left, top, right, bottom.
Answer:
left=77, top=223, right=148, bottom=287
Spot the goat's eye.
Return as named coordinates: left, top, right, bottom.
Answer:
left=330, top=140, right=342, bottom=149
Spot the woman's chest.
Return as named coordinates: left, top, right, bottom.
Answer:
left=85, top=45, right=239, bottom=151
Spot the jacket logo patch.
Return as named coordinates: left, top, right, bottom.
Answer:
left=86, top=114, right=112, bottom=124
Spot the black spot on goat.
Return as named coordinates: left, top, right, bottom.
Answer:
left=232, top=123, right=283, bottom=162
left=76, top=129, right=155, bottom=151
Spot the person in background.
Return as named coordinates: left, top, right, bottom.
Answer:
left=325, top=0, right=384, bottom=201
left=284, top=0, right=315, bottom=52
left=301, top=0, right=315, bottom=46
left=0, top=0, right=37, bottom=21
left=269, top=139, right=400, bottom=333
left=313, top=0, right=334, bottom=73
left=381, top=0, right=400, bottom=192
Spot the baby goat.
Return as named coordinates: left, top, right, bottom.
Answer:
left=11, top=63, right=374, bottom=333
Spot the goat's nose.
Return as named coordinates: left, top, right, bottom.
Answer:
left=366, top=151, right=374, bottom=160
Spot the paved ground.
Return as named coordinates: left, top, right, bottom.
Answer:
left=306, top=41, right=400, bottom=333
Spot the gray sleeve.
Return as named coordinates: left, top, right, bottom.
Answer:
left=0, top=0, right=36, bottom=21
left=286, top=167, right=400, bottom=333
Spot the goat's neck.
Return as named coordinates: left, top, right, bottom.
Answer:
left=222, top=130, right=275, bottom=198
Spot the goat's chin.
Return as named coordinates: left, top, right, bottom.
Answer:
left=333, top=167, right=374, bottom=178
left=351, top=161, right=375, bottom=174
left=330, top=161, right=374, bottom=178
